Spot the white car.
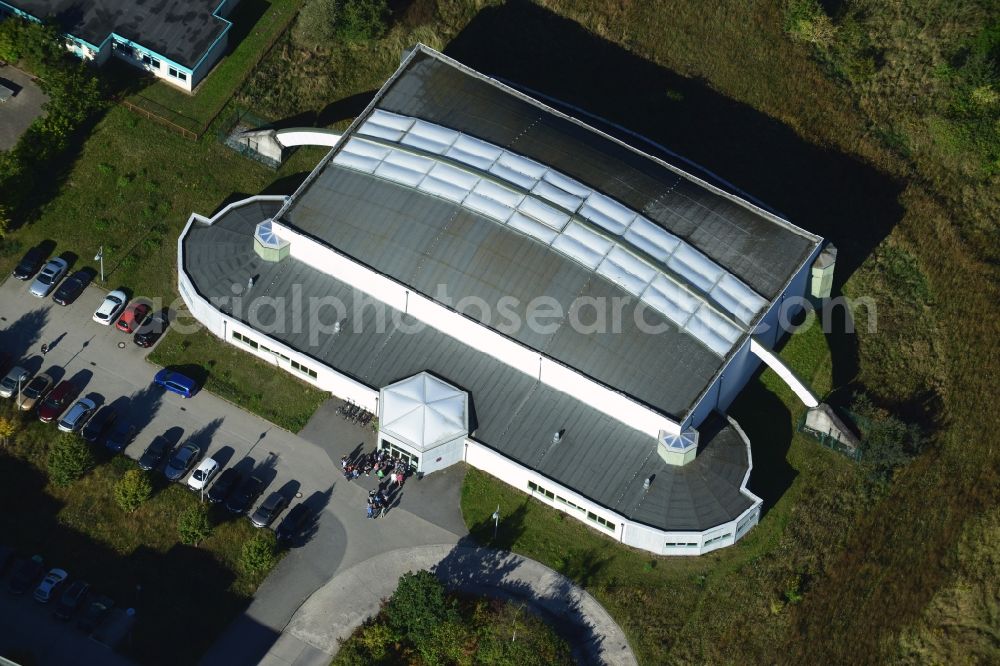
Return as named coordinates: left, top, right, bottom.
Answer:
left=0, top=366, right=31, bottom=399
left=57, top=398, right=96, bottom=433
left=34, top=568, right=68, bottom=603
left=29, top=258, right=68, bottom=298
left=92, top=289, right=128, bottom=325
left=187, top=457, right=220, bottom=492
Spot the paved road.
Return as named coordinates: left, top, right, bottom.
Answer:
left=0, top=64, right=47, bottom=150
left=269, top=544, right=638, bottom=666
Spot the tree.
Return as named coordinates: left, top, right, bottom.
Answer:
left=240, top=531, right=278, bottom=577
left=114, top=469, right=153, bottom=513
left=292, top=0, right=388, bottom=50
left=178, top=503, right=213, bottom=546
left=853, top=393, right=928, bottom=485
left=47, top=433, right=95, bottom=486
left=0, top=415, right=15, bottom=447
left=383, top=570, right=458, bottom=642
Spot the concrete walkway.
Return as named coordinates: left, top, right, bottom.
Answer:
left=262, top=544, right=637, bottom=666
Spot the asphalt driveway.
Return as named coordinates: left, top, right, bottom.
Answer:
left=0, top=64, right=47, bottom=151
left=0, top=275, right=467, bottom=665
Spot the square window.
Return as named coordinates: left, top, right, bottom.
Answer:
left=178, top=72, right=187, bottom=81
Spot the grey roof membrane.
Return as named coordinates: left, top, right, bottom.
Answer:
left=286, top=167, right=718, bottom=420
left=372, top=48, right=819, bottom=300
left=7, top=0, right=228, bottom=68
left=183, top=202, right=755, bottom=532
left=281, top=46, right=821, bottom=422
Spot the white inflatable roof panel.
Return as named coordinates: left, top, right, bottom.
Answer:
left=552, top=233, right=605, bottom=269
left=464, top=192, right=515, bottom=222
left=427, top=162, right=479, bottom=191
left=473, top=179, right=523, bottom=207
left=417, top=175, right=468, bottom=203
left=518, top=196, right=570, bottom=230
left=367, top=109, right=415, bottom=132
left=531, top=179, right=584, bottom=212
left=507, top=211, right=560, bottom=244
left=374, top=161, right=425, bottom=187
left=332, top=151, right=380, bottom=173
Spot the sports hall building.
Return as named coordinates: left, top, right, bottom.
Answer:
left=179, top=45, right=828, bottom=555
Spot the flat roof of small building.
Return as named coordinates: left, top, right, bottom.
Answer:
left=183, top=200, right=757, bottom=532
left=6, top=0, right=228, bottom=68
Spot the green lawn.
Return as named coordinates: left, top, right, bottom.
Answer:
left=0, top=403, right=278, bottom=665
left=127, top=0, right=305, bottom=132
left=149, top=328, right=328, bottom=432
left=461, top=322, right=861, bottom=664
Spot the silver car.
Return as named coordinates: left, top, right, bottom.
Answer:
left=164, top=442, right=200, bottom=481
left=29, top=258, right=69, bottom=298
left=0, top=366, right=31, bottom=399
left=57, top=398, right=96, bottom=433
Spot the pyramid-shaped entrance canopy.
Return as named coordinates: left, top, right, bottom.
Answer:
left=380, top=372, right=469, bottom=451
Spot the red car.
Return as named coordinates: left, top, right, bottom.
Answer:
left=116, top=302, right=151, bottom=333
left=38, top=381, right=77, bottom=423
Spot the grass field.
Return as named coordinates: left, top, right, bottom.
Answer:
left=0, top=402, right=277, bottom=665
left=125, top=0, right=305, bottom=133
left=149, top=328, right=328, bottom=432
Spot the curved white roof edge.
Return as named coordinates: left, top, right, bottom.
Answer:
left=275, top=128, right=343, bottom=148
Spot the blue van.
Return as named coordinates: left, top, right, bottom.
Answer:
left=154, top=369, right=197, bottom=398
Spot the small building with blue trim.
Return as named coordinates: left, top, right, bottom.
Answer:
left=0, top=0, right=240, bottom=91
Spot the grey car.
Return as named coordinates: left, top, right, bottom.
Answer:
left=29, top=258, right=68, bottom=298
left=250, top=491, right=289, bottom=528
left=163, top=442, right=200, bottom=481
left=0, top=366, right=31, bottom=399
left=57, top=398, right=97, bottom=433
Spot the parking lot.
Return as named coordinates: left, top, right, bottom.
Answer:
left=0, top=63, right=47, bottom=150
left=0, top=272, right=467, bottom=664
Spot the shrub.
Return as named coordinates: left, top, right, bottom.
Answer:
left=114, top=469, right=153, bottom=513
left=240, top=530, right=277, bottom=576
left=292, top=0, right=388, bottom=50
left=852, top=394, right=928, bottom=485
left=47, top=434, right=95, bottom=486
left=383, top=570, right=458, bottom=641
left=177, top=503, right=213, bottom=546
left=292, top=0, right=338, bottom=50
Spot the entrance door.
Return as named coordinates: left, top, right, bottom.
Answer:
left=380, top=439, right=419, bottom=470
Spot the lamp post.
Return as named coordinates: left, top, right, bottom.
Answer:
left=94, top=246, right=104, bottom=283
left=492, top=504, right=500, bottom=541
left=16, top=374, right=23, bottom=409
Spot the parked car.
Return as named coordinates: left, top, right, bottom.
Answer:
left=8, top=555, right=44, bottom=594
left=115, top=302, right=150, bottom=333
left=138, top=435, right=172, bottom=471
left=12, top=247, right=45, bottom=280
left=18, top=372, right=53, bottom=411
left=0, top=545, right=15, bottom=575
left=34, top=568, right=69, bottom=603
left=38, top=380, right=76, bottom=423
left=164, top=442, right=200, bottom=481
left=207, top=468, right=241, bottom=504
left=226, top=475, right=264, bottom=514
left=187, top=457, right=219, bottom=492
left=92, top=289, right=127, bottom=325
left=0, top=365, right=31, bottom=399
left=54, top=580, right=90, bottom=620
left=52, top=269, right=93, bottom=306
left=153, top=369, right=197, bottom=398
left=77, top=595, right=114, bottom=633
left=276, top=503, right=312, bottom=543
left=133, top=310, right=169, bottom=348
left=105, top=421, right=137, bottom=453
left=251, top=491, right=289, bottom=528
left=81, top=404, right=118, bottom=443
left=57, top=398, right=97, bottom=433
left=29, top=257, right=69, bottom=298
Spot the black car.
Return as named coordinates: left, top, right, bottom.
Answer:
left=133, top=311, right=169, bottom=348
left=275, top=503, right=312, bottom=543
left=81, top=405, right=118, bottom=443
left=207, top=467, right=241, bottom=504
left=105, top=421, right=137, bottom=453
left=52, top=270, right=93, bottom=306
left=12, top=247, right=45, bottom=280
left=54, top=580, right=90, bottom=620
left=8, top=555, right=44, bottom=594
left=137, top=435, right=172, bottom=471
left=250, top=491, right=289, bottom=528
left=226, top=475, right=264, bottom=514
left=77, top=595, right=114, bottom=633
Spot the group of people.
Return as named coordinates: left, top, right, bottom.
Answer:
left=366, top=489, right=390, bottom=519
left=340, top=449, right=409, bottom=487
